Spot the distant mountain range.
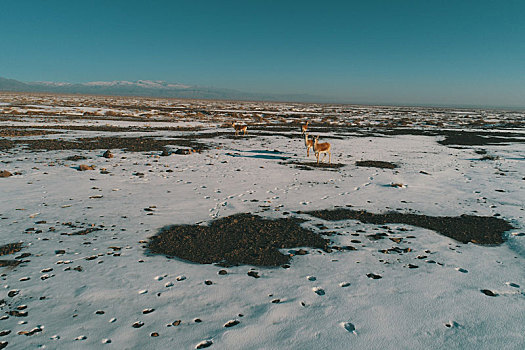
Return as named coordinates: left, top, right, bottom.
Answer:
left=0, top=76, right=328, bottom=103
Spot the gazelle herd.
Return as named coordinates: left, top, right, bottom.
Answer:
left=231, top=119, right=331, bottom=164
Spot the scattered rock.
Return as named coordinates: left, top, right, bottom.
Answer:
left=366, top=273, right=382, bottom=279
left=341, top=322, right=356, bottom=333
left=0, top=171, right=12, bottom=178
left=77, top=164, right=95, bottom=171
left=313, top=287, right=325, bottom=296
left=224, top=320, right=240, bottom=327
left=103, top=150, right=114, bottom=158
left=480, top=289, right=498, bottom=297
left=247, top=271, right=260, bottom=278
left=196, top=340, right=213, bottom=349
left=174, top=148, right=196, bottom=155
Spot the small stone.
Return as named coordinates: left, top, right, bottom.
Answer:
left=195, top=340, right=213, bottom=349
left=296, top=249, right=308, bottom=255
left=247, top=271, right=260, bottom=278
left=0, top=171, right=12, bottom=178
left=77, top=164, right=94, bottom=171
left=224, top=320, right=240, bottom=327
left=218, top=270, right=228, bottom=275
left=481, top=289, right=498, bottom=297
left=8, top=290, right=19, bottom=297
left=204, top=280, right=213, bottom=285
left=132, top=321, right=144, bottom=328
left=103, top=150, right=114, bottom=159
left=341, top=322, right=356, bottom=333
left=172, top=320, right=181, bottom=326
left=151, top=332, right=159, bottom=337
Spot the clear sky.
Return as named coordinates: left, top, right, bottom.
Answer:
left=1, top=0, right=524, bottom=107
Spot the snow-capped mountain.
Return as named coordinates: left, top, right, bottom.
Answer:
left=0, top=77, right=325, bottom=102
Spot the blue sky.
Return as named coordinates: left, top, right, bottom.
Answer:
left=1, top=0, right=524, bottom=107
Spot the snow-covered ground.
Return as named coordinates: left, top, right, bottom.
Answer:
left=0, top=94, right=524, bottom=349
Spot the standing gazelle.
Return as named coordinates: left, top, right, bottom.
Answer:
left=231, top=122, right=247, bottom=136
left=304, top=133, right=314, bottom=157
left=314, top=135, right=331, bottom=164
left=301, top=120, right=309, bottom=135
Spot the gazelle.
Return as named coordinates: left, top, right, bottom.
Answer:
left=231, top=122, right=247, bottom=136
left=304, top=133, right=314, bottom=157
left=301, top=120, right=309, bottom=135
left=314, top=135, right=331, bottom=164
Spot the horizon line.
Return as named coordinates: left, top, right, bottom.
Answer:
left=1, top=76, right=524, bottom=111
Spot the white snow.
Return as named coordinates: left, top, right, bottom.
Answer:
left=0, top=95, right=524, bottom=349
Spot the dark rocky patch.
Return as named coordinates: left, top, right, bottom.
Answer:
left=355, top=160, right=397, bottom=169
left=438, top=130, right=525, bottom=146
left=4, top=135, right=209, bottom=153
left=379, top=247, right=411, bottom=254
left=147, top=213, right=329, bottom=267
left=65, top=155, right=87, bottom=161
left=0, top=260, right=20, bottom=267
left=305, top=209, right=513, bottom=245
left=280, top=161, right=345, bottom=170
left=0, top=243, right=23, bottom=256
left=0, top=126, right=58, bottom=137
left=64, top=227, right=100, bottom=236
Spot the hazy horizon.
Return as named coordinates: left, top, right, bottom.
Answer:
left=2, top=0, right=524, bottom=108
